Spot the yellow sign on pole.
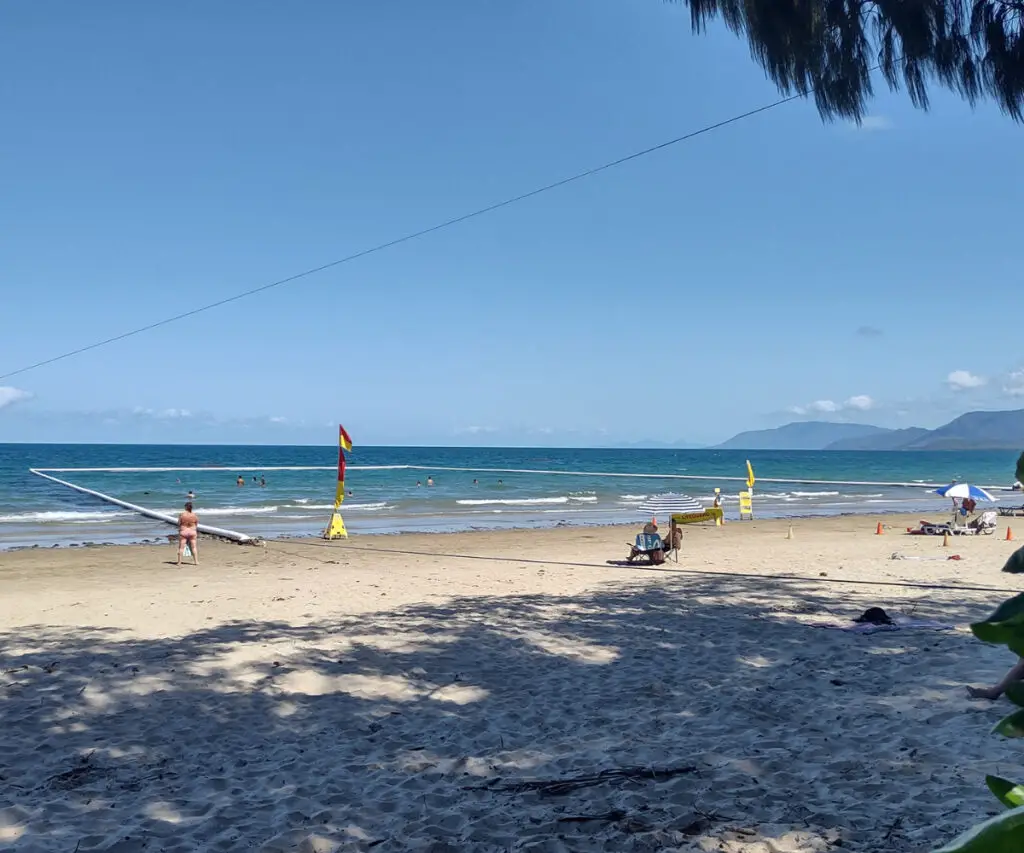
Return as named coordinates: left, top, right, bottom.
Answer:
left=739, top=491, right=754, bottom=520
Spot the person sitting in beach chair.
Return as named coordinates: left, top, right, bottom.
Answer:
left=662, top=523, right=682, bottom=558
left=628, top=521, right=665, bottom=564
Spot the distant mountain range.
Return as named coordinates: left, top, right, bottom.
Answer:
left=715, top=409, right=1024, bottom=451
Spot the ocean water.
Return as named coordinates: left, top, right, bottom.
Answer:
left=0, top=444, right=1019, bottom=549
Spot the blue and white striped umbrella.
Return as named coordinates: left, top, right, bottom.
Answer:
left=637, top=493, right=704, bottom=516
left=934, top=483, right=998, bottom=502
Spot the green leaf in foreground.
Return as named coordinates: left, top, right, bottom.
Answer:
left=933, top=805, right=1024, bottom=852
left=971, top=594, right=1024, bottom=644
left=982, top=593, right=1024, bottom=627
left=993, top=709, right=1024, bottom=738
left=1005, top=682, right=1024, bottom=708
left=986, top=775, right=1024, bottom=808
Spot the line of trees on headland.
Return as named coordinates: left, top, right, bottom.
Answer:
left=676, top=0, right=1024, bottom=122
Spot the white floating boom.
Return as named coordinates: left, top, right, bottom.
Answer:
left=29, top=469, right=258, bottom=544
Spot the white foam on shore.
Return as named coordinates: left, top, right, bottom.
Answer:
left=187, top=506, right=280, bottom=517
left=0, top=510, right=132, bottom=524
left=456, top=497, right=569, bottom=507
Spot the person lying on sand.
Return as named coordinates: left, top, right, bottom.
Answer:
left=967, top=657, right=1024, bottom=700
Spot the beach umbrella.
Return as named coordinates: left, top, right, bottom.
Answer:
left=934, top=483, right=998, bottom=502
left=637, top=493, right=704, bottom=517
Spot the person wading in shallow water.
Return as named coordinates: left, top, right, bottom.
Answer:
left=177, top=501, right=199, bottom=567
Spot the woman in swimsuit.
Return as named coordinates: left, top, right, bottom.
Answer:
left=177, top=501, right=199, bottom=566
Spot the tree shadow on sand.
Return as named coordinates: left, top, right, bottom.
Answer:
left=1, top=571, right=1019, bottom=852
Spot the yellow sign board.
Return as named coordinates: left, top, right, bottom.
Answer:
left=738, top=491, right=753, bottom=520
left=671, top=507, right=724, bottom=525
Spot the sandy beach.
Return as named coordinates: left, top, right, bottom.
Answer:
left=2, top=514, right=1023, bottom=852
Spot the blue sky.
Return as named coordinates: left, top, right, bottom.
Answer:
left=1, top=1, right=1021, bottom=447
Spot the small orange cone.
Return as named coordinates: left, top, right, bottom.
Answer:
left=1007, top=527, right=1015, bottom=542
left=876, top=522, right=884, bottom=535
left=943, top=530, right=951, bottom=547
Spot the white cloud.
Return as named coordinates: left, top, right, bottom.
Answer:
left=456, top=425, right=498, bottom=435
left=269, top=416, right=288, bottom=424
left=1004, top=369, right=1024, bottom=397
left=844, top=395, right=875, bottom=411
left=132, top=406, right=192, bottom=419
left=789, top=395, right=874, bottom=416
left=0, top=386, right=32, bottom=410
left=947, top=370, right=987, bottom=391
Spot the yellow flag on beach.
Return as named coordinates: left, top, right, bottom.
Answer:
left=324, top=424, right=353, bottom=539
left=746, top=459, right=755, bottom=489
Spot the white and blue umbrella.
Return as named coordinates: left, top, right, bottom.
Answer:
left=637, top=493, right=704, bottom=517
left=934, top=483, right=998, bottom=502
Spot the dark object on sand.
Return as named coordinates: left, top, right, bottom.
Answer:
left=465, top=764, right=697, bottom=796
left=1002, top=545, right=1024, bottom=574
left=854, top=607, right=893, bottom=626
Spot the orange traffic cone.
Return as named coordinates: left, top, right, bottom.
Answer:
left=943, top=530, right=951, bottom=547
left=875, top=522, right=884, bottom=535
left=1007, top=527, right=1015, bottom=542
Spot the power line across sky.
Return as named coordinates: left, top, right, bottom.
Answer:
left=0, top=91, right=802, bottom=382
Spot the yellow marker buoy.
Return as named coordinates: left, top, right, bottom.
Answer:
left=324, top=511, right=348, bottom=540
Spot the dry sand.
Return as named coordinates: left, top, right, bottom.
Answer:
left=2, top=514, right=1023, bottom=852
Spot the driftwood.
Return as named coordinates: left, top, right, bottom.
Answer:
left=464, top=764, right=697, bottom=796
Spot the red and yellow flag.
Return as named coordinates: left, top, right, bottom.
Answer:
left=334, top=425, right=353, bottom=508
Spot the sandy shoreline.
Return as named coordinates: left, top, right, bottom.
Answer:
left=2, top=514, right=1023, bottom=851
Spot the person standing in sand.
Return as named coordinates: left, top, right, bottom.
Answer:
left=177, top=501, right=199, bottom=566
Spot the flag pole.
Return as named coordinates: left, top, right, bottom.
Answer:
left=324, top=425, right=352, bottom=540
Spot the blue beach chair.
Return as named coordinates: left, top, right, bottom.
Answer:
left=628, top=532, right=665, bottom=564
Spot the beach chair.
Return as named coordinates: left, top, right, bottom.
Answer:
left=969, top=510, right=998, bottom=534
left=998, top=505, right=1024, bottom=518
left=628, top=533, right=666, bottom=564
left=910, top=520, right=967, bottom=536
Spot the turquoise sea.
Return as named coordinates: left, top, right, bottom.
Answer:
left=0, top=444, right=1019, bottom=549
